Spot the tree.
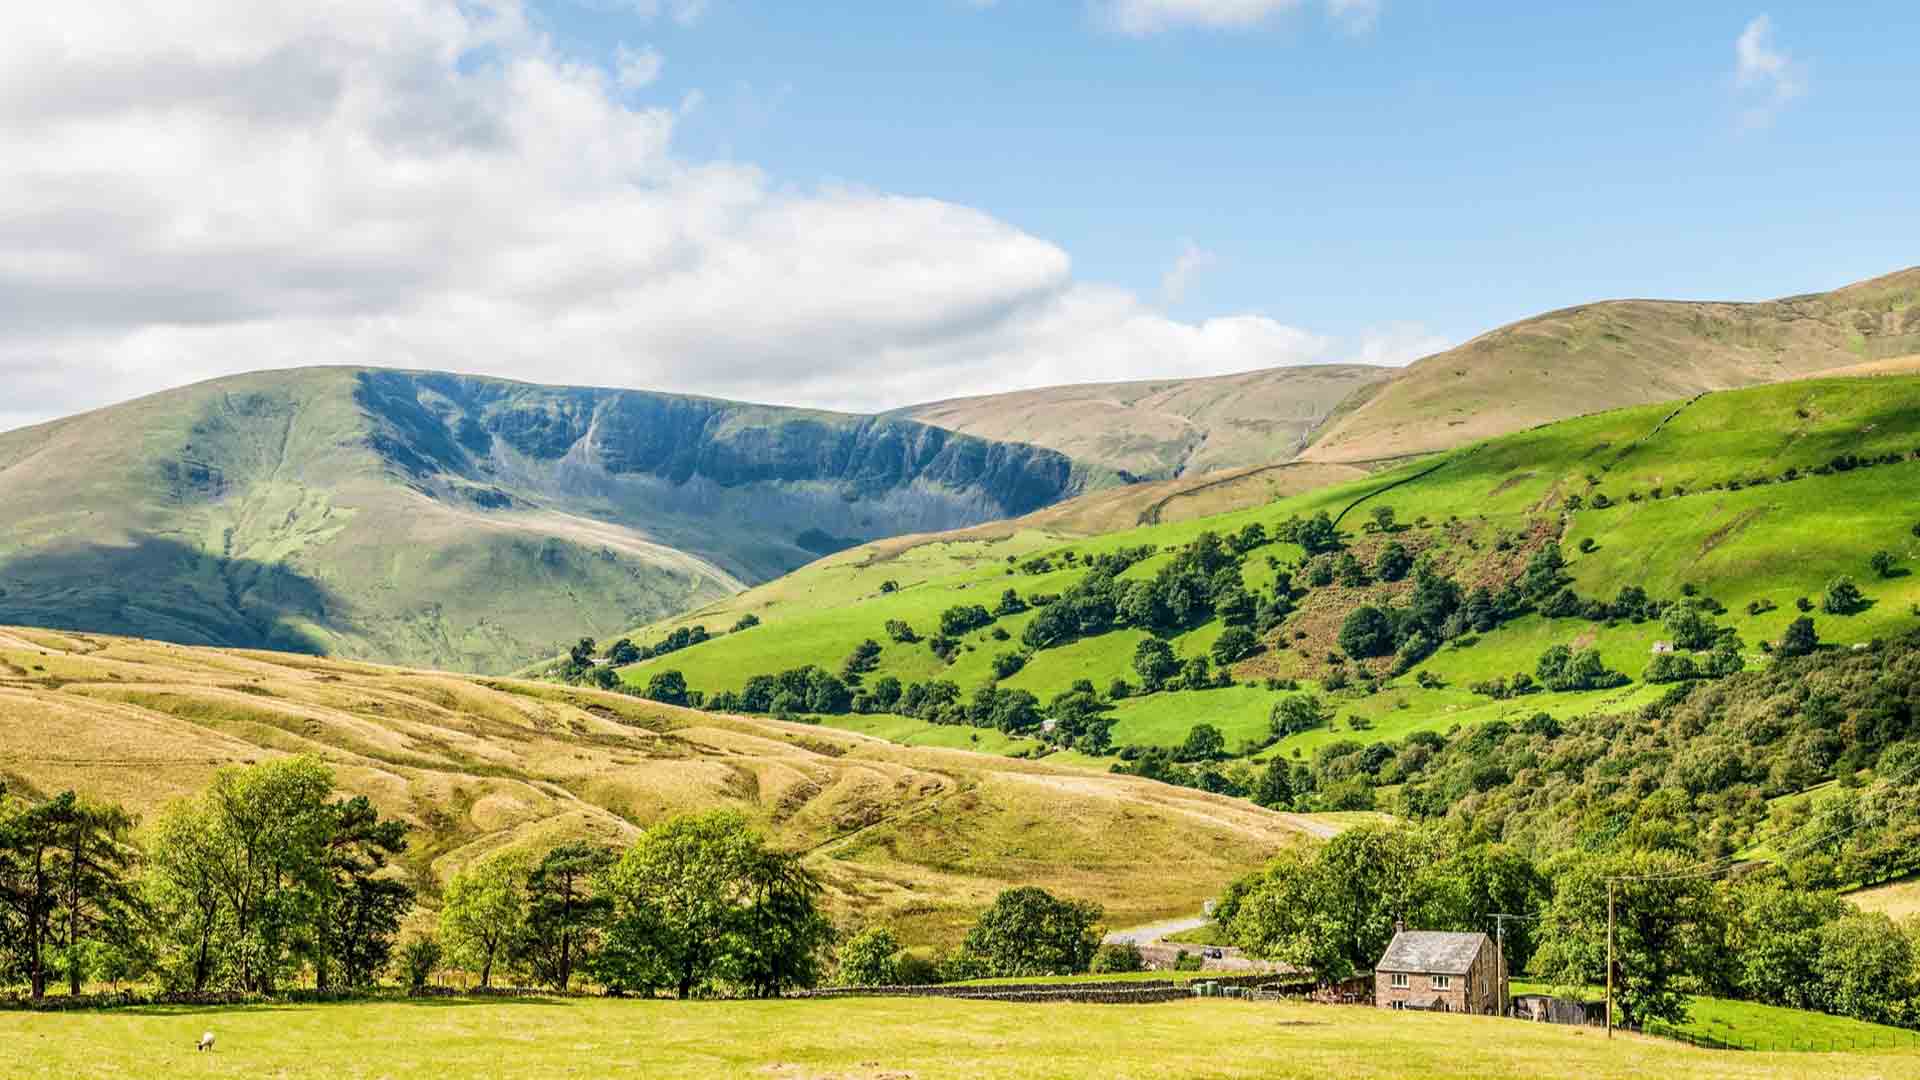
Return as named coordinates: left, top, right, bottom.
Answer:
left=836, top=926, right=901, bottom=986
left=990, top=651, right=1027, bottom=679
left=1338, top=605, right=1396, bottom=659
left=400, top=934, right=442, bottom=991
left=1252, top=759, right=1295, bottom=810
left=1824, top=576, right=1867, bottom=615
left=726, top=846, right=833, bottom=998
left=439, top=853, right=527, bottom=989
left=606, top=638, right=642, bottom=665
left=645, top=670, right=691, bottom=706
left=517, top=842, right=615, bottom=991
left=313, top=794, right=411, bottom=990
left=1178, top=724, right=1226, bottom=763
left=1270, top=693, right=1331, bottom=738
left=599, top=810, right=757, bottom=998
left=1373, top=541, right=1413, bottom=583
left=730, top=613, right=761, bottom=633
left=1662, top=600, right=1718, bottom=652
left=884, top=619, right=918, bottom=644
left=1211, top=626, right=1259, bottom=666
left=1870, top=550, right=1898, bottom=579
left=842, top=639, right=883, bottom=681
left=1727, top=883, right=1846, bottom=1010
left=1132, top=638, right=1178, bottom=691
left=1531, top=851, right=1722, bottom=1028
left=0, top=791, right=142, bottom=999
left=956, top=887, right=1103, bottom=977
left=1813, top=913, right=1915, bottom=1023
left=1778, top=616, right=1820, bottom=658
left=1369, top=505, right=1396, bottom=534
left=1229, top=826, right=1431, bottom=983
left=195, top=756, right=336, bottom=993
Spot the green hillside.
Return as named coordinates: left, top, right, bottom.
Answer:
left=615, top=373, right=1920, bottom=767
left=0, top=368, right=1098, bottom=673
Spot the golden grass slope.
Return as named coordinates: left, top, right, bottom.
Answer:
left=901, top=364, right=1392, bottom=479
left=0, top=626, right=1315, bottom=947
left=1303, top=266, right=1920, bottom=463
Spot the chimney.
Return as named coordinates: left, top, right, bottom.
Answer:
left=1393, top=916, right=1405, bottom=935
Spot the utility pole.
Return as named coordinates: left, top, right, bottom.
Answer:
left=1606, top=879, right=1616, bottom=1041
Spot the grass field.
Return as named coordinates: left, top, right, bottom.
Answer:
left=1508, top=981, right=1919, bottom=1055
left=1849, top=874, right=1920, bottom=921
left=7, top=996, right=1917, bottom=1079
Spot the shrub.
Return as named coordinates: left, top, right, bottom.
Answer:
left=1172, top=950, right=1205, bottom=972
left=884, top=619, right=919, bottom=643
left=1211, top=626, right=1260, bottom=665
left=1870, top=551, right=1898, bottom=579
left=836, top=927, right=902, bottom=987
left=879, top=580, right=899, bottom=594
left=1106, top=679, right=1133, bottom=700
left=1091, top=942, right=1145, bottom=974
left=1338, top=605, right=1396, bottom=659
left=400, top=935, right=442, bottom=991
left=1577, top=537, right=1597, bottom=554
left=1778, top=616, right=1819, bottom=658
left=990, top=650, right=1028, bottom=679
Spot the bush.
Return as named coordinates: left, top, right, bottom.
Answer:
left=1211, top=626, right=1260, bottom=665
left=885, top=619, right=919, bottom=643
left=1091, top=942, right=1145, bottom=974
left=400, top=935, right=442, bottom=991
left=730, top=613, right=761, bottom=633
left=1172, top=950, right=1205, bottom=972
left=1338, top=605, right=1396, bottom=659
left=836, top=926, right=901, bottom=987
left=1778, top=616, right=1819, bottom=658
left=1870, top=551, right=1898, bottom=579
left=990, top=650, right=1028, bottom=679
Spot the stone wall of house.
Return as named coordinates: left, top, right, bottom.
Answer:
left=1374, top=941, right=1498, bottom=1014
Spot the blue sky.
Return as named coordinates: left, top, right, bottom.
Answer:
left=544, top=1, right=1918, bottom=344
left=1, top=1, right=1914, bottom=430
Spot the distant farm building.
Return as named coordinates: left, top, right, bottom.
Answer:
left=1650, top=641, right=1675, bottom=655
left=1374, top=929, right=1498, bottom=1014
left=1512, top=993, right=1604, bottom=1025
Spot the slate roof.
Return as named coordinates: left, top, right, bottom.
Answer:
left=1375, top=930, right=1489, bottom=975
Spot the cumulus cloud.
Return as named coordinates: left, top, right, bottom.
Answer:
left=1733, top=14, right=1805, bottom=129
left=1096, top=0, right=1376, bottom=36
left=0, top=0, right=1389, bottom=431
left=1159, top=239, right=1217, bottom=303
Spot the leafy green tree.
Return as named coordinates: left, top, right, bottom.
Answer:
left=1252, top=758, right=1295, bottom=810
left=517, top=842, right=615, bottom=991
left=1727, top=883, right=1846, bottom=1010
left=1178, top=724, right=1226, bottom=763
left=1131, top=638, right=1179, bottom=691
left=439, top=852, right=527, bottom=988
left=313, top=795, right=412, bottom=990
left=1292, top=511, right=1343, bottom=555
left=1824, top=576, right=1867, bottom=615
left=1373, top=541, right=1413, bottom=582
left=1778, top=616, right=1820, bottom=658
left=990, top=650, right=1027, bottom=679
left=1270, top=693, right=1330, bottom=738
left=1338, top=605, right=1396, bottom=659
left=1531, top=851, right=1723, bottom=1028
left=994, top=589, right=1029, bottom=616
left=841, top=639, right=883, bottom=681
left=1229, top=826, right=1430, bottom=982
left=884, top=619, right=918, bottom=644
left=836, top=926, right=901, bottom=986
left=1211, top=626, right=1260, bottom=665
left=956, top=887, right=1103, bottom=977
left=730, top=613, right=761, bottom=633
left=0, top=791, right=143, bottom=999
left=1813, top=912, right=1915, bottom=1023
left=645, top=670, right=691, bottom=706
left=1870, top=550, right=1898, bottom=579
left=1662, top=600, right=1718, bottom=651
left=400, top=934, right=442, bottom=991
left=1369, top=505, right=1396, bottom=534
left=599, top=810, right=826, bottom=999
left=606, top=638, right=643, bottom=665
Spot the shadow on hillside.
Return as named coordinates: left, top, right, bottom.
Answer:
left=0, top=535, right=341, bottom=654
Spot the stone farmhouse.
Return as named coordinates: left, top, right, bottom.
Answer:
left=1374, top=927, right=1499, bottom=1014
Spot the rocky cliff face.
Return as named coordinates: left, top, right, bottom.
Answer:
left=353, top=370, right=1088, bottom=574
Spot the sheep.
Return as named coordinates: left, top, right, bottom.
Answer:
left=198, top=1031, right=215, bottom=1053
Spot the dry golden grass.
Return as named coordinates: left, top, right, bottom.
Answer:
left=0, top=626, right=1314, bottom=946
left=1850, top=876, right=1920, bottom=922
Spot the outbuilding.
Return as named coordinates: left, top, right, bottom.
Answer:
left=1374, top=928, right=1498, bottom=1015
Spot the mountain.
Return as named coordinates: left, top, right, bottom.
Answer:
left=1301, top=266, right=1920, bottom=463
left=0, top=623, right=1321, bottom=946
left=0, top=368, right=1100, bottom=673
left=612, top=372, right=1920, bottom=768
left=900, top=364, right=1392, bottom=480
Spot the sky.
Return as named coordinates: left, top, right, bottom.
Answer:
left=2, top=1, right=1916, bottom=433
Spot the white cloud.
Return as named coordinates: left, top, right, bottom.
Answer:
left=615, top=44, right=664, bottom=89
left=602, top=0, right=709, bottom=26
left=1733, top=14, right=1804, bottom=129
left=1159, top=239, right=1217, bottom=303
left=1345, top=322, right=1448, bottom=367
left=0, top=0, right=1369, bottom=432
left=1096, top=0, right=1376, bottom=36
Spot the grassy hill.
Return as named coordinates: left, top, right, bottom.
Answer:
left=900, top=364, right=1392, bottom=479
left=615, top=373, right=1920, bottom=766
left=1301, top=266, right=1920, bottom=463
left=0, top=624, right=1322, bottom=948
left=0, top=368, right=1101, bottom=673
left=9, top=996, right=1915, bottom=1078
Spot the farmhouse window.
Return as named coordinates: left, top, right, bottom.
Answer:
left=1431, top=975, right=1451, bottom=990
left=1390, top=973, right=1408, bottom=989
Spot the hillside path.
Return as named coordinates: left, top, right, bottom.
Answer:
left=1104, top=916, right=1210, bottom=946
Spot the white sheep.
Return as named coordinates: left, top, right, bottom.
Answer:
left=198, top=1031, right=215, bottom=1053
